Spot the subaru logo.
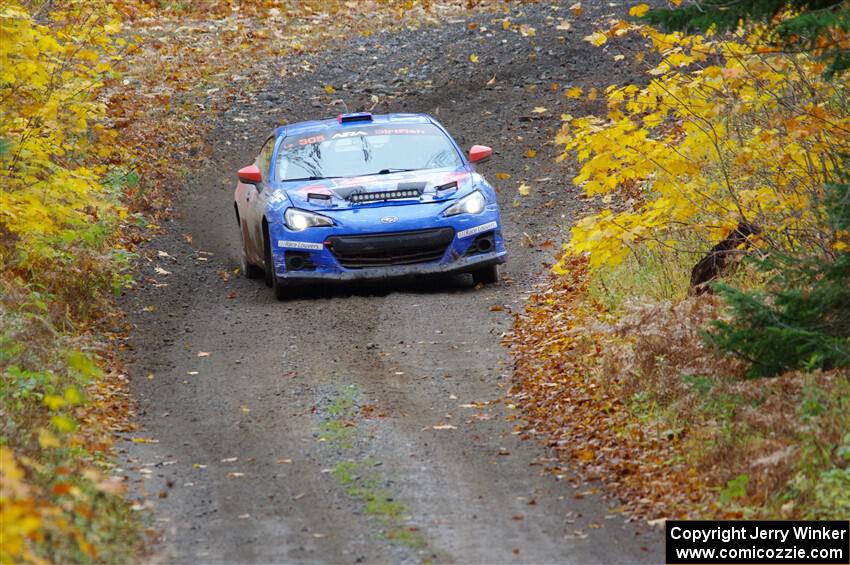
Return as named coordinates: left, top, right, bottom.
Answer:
left=380, top=216, right=399, bottom=224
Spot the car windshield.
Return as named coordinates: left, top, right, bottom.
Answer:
left=276, top=123, right=462, bottom=181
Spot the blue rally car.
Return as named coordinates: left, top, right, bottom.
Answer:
left=233, top=112, right=506, bottom=299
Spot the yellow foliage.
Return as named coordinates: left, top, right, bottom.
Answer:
left=556, top=26, right=850, bottom=271
left=0, top=448, right=44, bottom=565
left=0, top=0, right=125, bottom=265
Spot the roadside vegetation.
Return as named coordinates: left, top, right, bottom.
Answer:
left=1, top=0, right=500, bottom=561
left=508, top=1, right=849, bottom=520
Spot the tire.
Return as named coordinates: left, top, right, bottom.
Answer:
left=240, top=222, right=264, bottom=280
left=263, top=224, right=287, bottom=300
left=472, top=264, right=499, bottom=285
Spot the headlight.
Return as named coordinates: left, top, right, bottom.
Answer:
left=284, top=208, right=334, bottom=231
left=443, top=190, right=486, bottom=216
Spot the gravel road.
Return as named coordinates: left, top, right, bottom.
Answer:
left=121, top=2, right=663, bottom=563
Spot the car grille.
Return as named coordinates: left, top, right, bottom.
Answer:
left=326, top=228, right=455, bottom=269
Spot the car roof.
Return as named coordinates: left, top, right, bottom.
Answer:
left=273, top=113, right=435, bottom=138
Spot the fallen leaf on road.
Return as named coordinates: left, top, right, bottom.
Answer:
left=584, top=31, right=607, bottom=47
left=197, top=351, right=210, bottom=357
left=154, top=267, right=171, bottom=275
left=532, top=107, right=548, bottom=114
left=469, top=54, right=479, bottom=63
left=431, top=424, right=457, bottom=430
left=629, top=3, right=650, bottom=17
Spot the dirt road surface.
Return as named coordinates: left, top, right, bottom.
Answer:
left=121, top=3, right=663, bottom=563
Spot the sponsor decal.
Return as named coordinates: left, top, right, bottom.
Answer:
left=380, top=216, right=399, bottom=224
left=267, top=191, right=287, bottom=203
left=457, top=221, right=498, bottom=239
left=277, top=240, right=324, bottom=251
left=331, top=130, right=369, bottom=138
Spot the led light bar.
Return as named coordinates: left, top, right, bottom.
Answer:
left=348, top=189, right=422, bottom=203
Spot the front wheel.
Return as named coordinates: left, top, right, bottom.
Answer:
left=472, top=264, right=499, bottom=285
left=263, top=224, right=287, bottom=300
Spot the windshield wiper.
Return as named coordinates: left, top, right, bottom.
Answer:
left=282, top=175, right=342, bottom=182
left=372, top=168, right=420, bottom=175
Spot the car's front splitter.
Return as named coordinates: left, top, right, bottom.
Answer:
left=274, top=250, right=506, bottom=285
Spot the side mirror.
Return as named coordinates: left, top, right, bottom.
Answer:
left=237, top=164, right=262, bottom=185
left=468, top=145, right=493, bottom=163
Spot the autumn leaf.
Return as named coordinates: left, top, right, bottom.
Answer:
left=526, top=149, right=537, bottom=158
left=532, top=106, right=548, bottom=114
left=519, top=25, right=536, bottom=37
left=324, top=84, right=336, bottom=94
left=628, top=3, right=650, bottom=17
left=583, top=31, right=607, bottom=47
left=496, top=172, right=511, bottom=180
left=469, top=54, right=479, bottom=64
left=518, top=183, right=530, bottom=196
left=565, top=86, right=583, bottom=99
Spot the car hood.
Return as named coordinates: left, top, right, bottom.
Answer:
left=276, top=168, right=474, bottom=211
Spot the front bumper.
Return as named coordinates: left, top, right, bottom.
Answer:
left=277, top=251, right=506, bottom=285
left=268, top=204, right=506, bottom=285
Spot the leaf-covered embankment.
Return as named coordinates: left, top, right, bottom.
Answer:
left=506, top=3, right=850, bottom=522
